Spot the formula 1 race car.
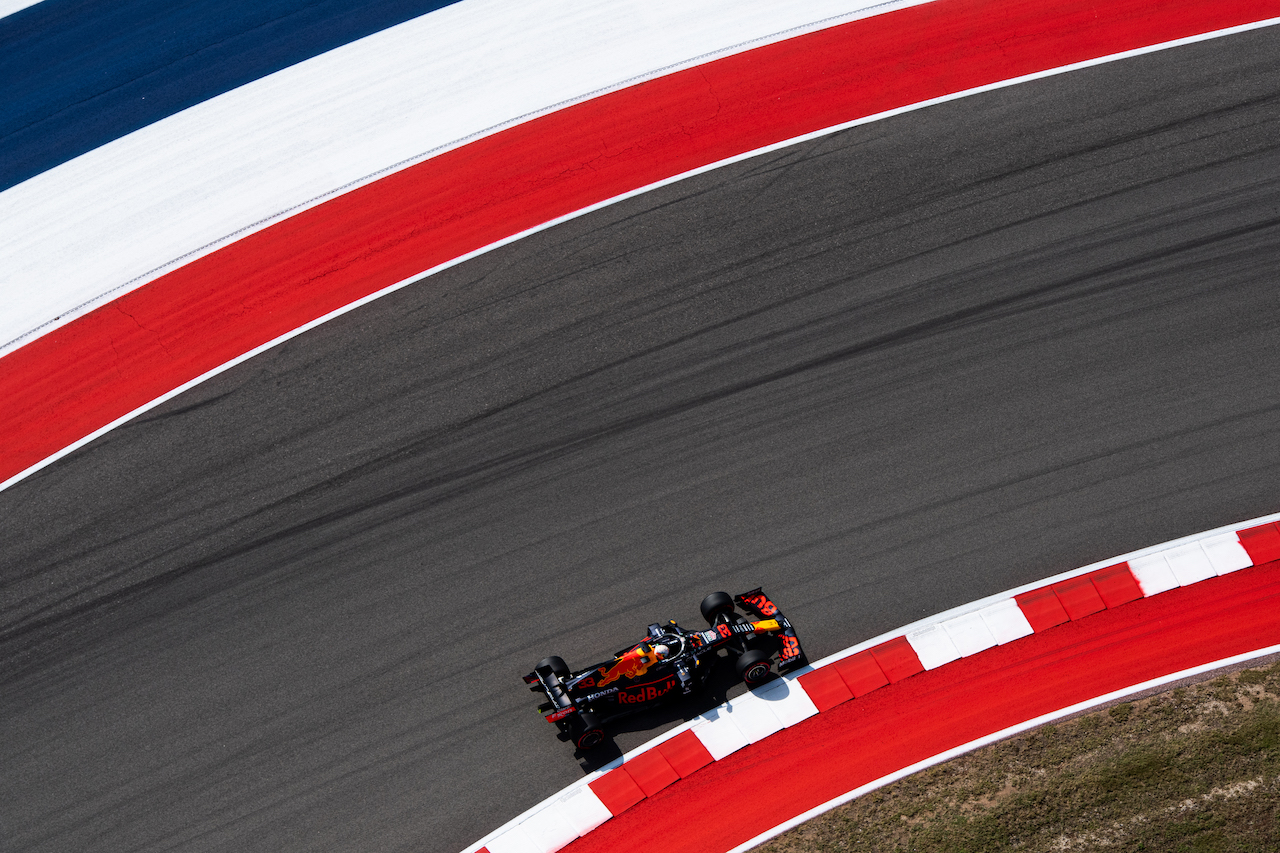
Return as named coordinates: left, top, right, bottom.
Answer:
left=523, top=588, right=805, bottom=750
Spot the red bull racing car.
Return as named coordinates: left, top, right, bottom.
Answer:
left=523, top=588, right=805, bottom=750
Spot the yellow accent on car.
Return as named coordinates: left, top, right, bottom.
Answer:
left=752, top=619, right=781, bottom=632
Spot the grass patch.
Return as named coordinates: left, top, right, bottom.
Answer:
left=758, top=661, right=1280, bottom=853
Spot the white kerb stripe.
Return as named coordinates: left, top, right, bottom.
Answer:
left=719, top=691, right=786, bottom=743
left=1128, top=553, right=1181, bottom=596
left=979, top=598, right=1035, bottom=644
left=908, top=623, right=962, bottom=670
left=726, top=643, right=1280, bottom=853
left=518, top=803, right=580, bottom=853
left=461, top=511, right=1280, bottom=853
left=692, top=711, right=751, bottom=761
left=1201, top=532, right=1254, bottom=575
left=752, top=676, right=820, bottom=727
left=484, top=824, right=541, bottom=853
left=1163, top=542, right=1219, bottom=586
left=554, top=786, right=613, bottom=836
left=941, top=610, right=998, bottom=657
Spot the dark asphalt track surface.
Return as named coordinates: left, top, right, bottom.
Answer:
left=3, top=26, right=1280, bottom=853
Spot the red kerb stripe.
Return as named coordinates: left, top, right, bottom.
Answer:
left=655, top=730, right=714, bottom=777
left=1016, top=586, right=1070, bottom=632
left=1239, top=523, right=1280, bottom=564
left=621, top=750, right=680, bottom=798
left=588, top=767, right=646, bottom=815
left=869, top=636, right=924, bottom=683
left=1089, top=562, right=1144, bottom=608
left=3, top=0, right=1277, bottom=484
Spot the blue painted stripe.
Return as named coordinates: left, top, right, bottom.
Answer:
left=0, top=0, right=461, bottom=193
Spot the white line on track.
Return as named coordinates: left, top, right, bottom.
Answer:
left=728, top=643, right=1280, bottom=852
left=461, top=511, right=1280, bottom=853
left=4, top=16, right=1278, bottom=498
left=0, top=0, right=927, bottom=357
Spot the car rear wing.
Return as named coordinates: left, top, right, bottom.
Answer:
left=735, top=587, right=806, bottom=672
left=524, top=662, right=578, bottom=723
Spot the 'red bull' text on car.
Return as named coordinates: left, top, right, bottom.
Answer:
left=523, top=588, right=806, bottom=750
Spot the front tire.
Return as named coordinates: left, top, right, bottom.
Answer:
left=736, top=649, right=773, bottom=687
left=700, top=591, right=735, bottom=625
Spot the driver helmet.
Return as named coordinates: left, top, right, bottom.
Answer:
left=652, top=643, right=670, bottom=659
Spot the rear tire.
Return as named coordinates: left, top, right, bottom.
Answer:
left=537, top=656, right=569, bottom=677
left=574, top=712, right=606, bottom=750
left=736, top=649, right=773, bottom=687
left=700, top=591, right=735, bottom=625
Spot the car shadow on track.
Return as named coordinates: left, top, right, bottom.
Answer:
left=571, top=655, right=750, bottom=773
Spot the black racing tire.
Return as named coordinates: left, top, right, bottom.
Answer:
left=574, top=712, right=606, bottom=751
left=700, top=591, right=735, bottom=625
left=537, top=656, right=569, bottom=677
left=736, top=649, right=774, bottom=687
